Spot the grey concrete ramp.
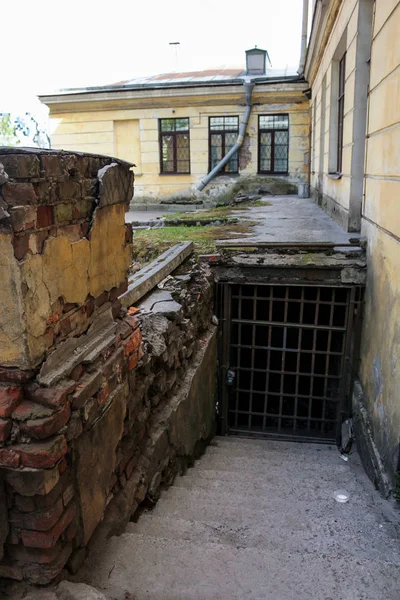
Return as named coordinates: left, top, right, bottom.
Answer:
left=78, top=437, right=400, bottom=600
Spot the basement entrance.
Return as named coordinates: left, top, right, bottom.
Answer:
left=219, top=283, right=363, bottom=443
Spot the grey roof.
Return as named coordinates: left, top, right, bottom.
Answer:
left=40, top=66, right=303, bottom=98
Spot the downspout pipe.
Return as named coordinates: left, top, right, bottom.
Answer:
left=298, top=0, right=309, bottom=75
left=197, top=80, right=254, bottom=192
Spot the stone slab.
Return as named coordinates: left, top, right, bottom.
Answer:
left=119, top=242, right=193, bottom=308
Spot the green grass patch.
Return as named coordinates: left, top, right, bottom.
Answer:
left=131, top=222, right=255, bottom=268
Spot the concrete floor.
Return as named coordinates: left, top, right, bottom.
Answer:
left=75, top=436, right=400, bottom=600
left=218, top=196, right=359, bottom=245
left=126, top=196, right=360, bottom=245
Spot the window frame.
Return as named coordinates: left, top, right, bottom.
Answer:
left=336, top=53, right=346, bottom=174
left=208, top=116, right=239, bottom=174
left=257, top=114, right=290, bottom=175
left=159, top=118, right=191, bottom=175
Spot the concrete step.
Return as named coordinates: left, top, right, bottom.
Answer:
left=173, top=466, right=361, bottom=498
left=154, top=482, right=380, bottom=522
left=125, top=513, right=399, bottom=562
left=81, top=532, right=400, bottom=600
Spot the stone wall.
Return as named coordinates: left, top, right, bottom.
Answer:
left=0, top=149, right=216, bottom=584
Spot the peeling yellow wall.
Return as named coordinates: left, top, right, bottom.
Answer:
left=47, top=88, right=309, bottom=201
left=309, top=0, right=400, bottom=481
left=0, top=232, right=27, bottom=366
left=309, top=0, right=360, bottom=226
left=359, top=0, right=400, bottom=479
left=0, top=203, right=131, bottom=369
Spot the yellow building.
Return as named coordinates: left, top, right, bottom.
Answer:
left=39, top=49, right=310, bottom=204
left=306, top=0, right=400, bottom=490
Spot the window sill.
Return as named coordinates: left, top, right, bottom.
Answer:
left=258, top=172, right=289, bottom=176
left=159, top=172, right=191, bottom=176
left=327, top=173, right=342, bottom=180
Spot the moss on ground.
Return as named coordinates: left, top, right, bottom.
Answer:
left=131, top=222, right=256, bottom=268
left=162, top=199, right=271, bottom=221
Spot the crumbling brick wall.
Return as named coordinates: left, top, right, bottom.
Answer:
left=0, top=149, right=216, bottom=584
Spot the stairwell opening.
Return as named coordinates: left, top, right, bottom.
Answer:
left=217, top=282, right=364, bottom=443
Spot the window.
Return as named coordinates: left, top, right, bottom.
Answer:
left=159, top=118, right=190, bottom=174
left=337, top=54, right=346, bottom=173
left=258, top=114, right=289, bottom=174
left=209, top=116, right=239, bottom=173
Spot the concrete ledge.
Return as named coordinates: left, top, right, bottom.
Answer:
left=352, top=379, right=393, bottom=498
left=120, top=242, right=194, bottom=308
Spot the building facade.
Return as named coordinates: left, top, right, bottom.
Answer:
left=306, top=0, right=400, bottom=489
left=39, top=55, right=310, bottom=204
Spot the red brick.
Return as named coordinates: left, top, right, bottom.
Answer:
left=14, top=494, right=36, bottom=513
left=128, top=351, right=139, bottom=371
left=59, top=456, right=68, bottom=474
left=70, top=364, right=84, bottom=381
left=0, top=447, right=20, bottom=468
left=23, top=543, right=72, bottom=584
left=0, top=385, right=22, bottom=417
left=0, top=154, right=40, bottom=179
left=26, top=379, right=76, bottom=409
left=12, top=400, right=53, bottom=422
left=0, top=417, right=12, bottom=441
left=15, top=435, right=67, bottom=469
left=8, top=543, right=63, bottom=564
left=19, top=403, right=71, bottom=440
left=66, top=411, right=83, bottom=441
left=96, top=383, right=109, bottom=406
left=71, top=370, right=102, bottom=409
left=64, top=519, right=78, bottom=543
left=10, top=498, right=64, bottom=531
left=94, top=290, right=109, bottom=307
left=124, top=329, right=142, bottom=356
left=0, top=367, right=34, bottom=384
left=12, top=233, right=30, bottom=260
left=5, top=464, right=60, bottom=496
left=1, top=182, right=37, bottom=206
left=58, top=315, right=72, bottom=336
left=9, top=205, right=36, bottom=232
left=7, top=527, right=21, bottom=545
left=117, top=320, right=132, bottom=340
left=62, top=484, right=74, bottom=507
left=36, top=205, right=54, bottom=228
left=125, top=315, right=140, bottom=330
left=21, top=502, right=76, bottom=549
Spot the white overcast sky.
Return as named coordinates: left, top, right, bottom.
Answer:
left=1, top=0, right=305, bottom=116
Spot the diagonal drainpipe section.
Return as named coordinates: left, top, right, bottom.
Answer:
left=197, top=80, right=254, bottom=191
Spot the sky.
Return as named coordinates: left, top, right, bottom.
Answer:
left=1, top=0, right=305, bottom=119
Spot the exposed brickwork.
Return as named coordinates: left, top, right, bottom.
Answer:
left=0, top=149, right=215, bottom=586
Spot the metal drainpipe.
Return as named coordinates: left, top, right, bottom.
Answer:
left=197, top=80, right=254, bottom=192
left=297, top=0, right=309, bottom=75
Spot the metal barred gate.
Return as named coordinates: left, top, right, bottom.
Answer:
left=218, top=283, right=363, bottom=443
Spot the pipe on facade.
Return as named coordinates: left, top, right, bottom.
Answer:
left=298, top=0, right=309, bottom=75
left=196, top=80, right=254, bottom=192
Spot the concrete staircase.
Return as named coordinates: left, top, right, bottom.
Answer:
left=81, top=437, right=400, bottom=600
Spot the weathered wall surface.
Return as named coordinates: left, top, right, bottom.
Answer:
left=0, top=150, right=216, bottom=583
left=307, top=0, right=372, bottom=232
left=307, top=0, right=400, bottom=490
left=0, top=149, right=133, bottom=369
left=43, top=85, right=309, bottom=203
left=358, top=0, right=400, bottom=486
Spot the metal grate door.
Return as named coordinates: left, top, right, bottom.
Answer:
left=219, top=284, right=362, bottom=443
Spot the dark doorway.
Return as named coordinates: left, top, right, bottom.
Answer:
left=219, top=283, right=363, bottom=443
